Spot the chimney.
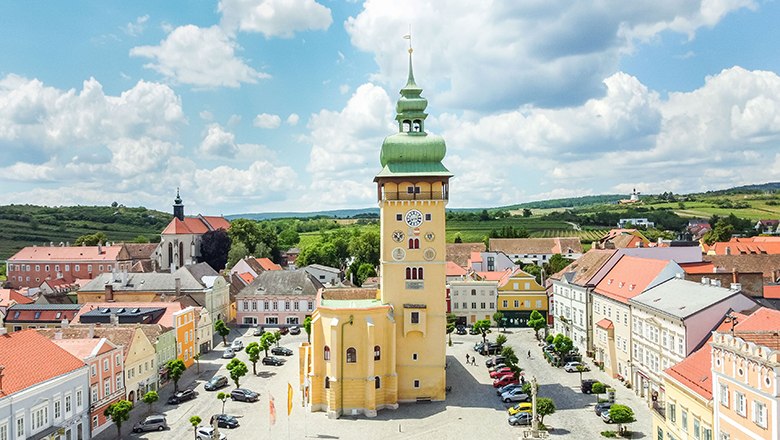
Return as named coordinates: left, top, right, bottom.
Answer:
left=54, top=331, right=63, bottom=340
left=120, top=270, right=128, bottom=286
left=701, top=277, right=709, bottom=285
left=98, top=243, right=102, bottom=254
left=110, top=314, right=119, bottom=326
left=88, top=324, right=95, bottom=339
left=175, top=278, right=181, bottom=297
left=105, top=284, right=114, bottom=302
left=730, top=283, right=742, bottom=291
left=61, top=319, right=70, bottom=328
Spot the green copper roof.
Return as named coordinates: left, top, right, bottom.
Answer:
left=378, top=49, right=450, bottom=177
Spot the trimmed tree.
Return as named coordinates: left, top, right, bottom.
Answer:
left=473, top=319, right=492, bottom=345
left=217, top=392, right=229, bottom=414
left=553, top=333, right=574, bottom=359
left=609, top=404, right=636, bottom=435
left=446, top=322, right=455, bottom=346
left=193, top=353, right=201, bottom=374
left=536, top=397, right=556, bottom=424
left=273, top=330, right=282, bottom=347
left=303, top=316, right=312, bottom=343
left=576, top=364, right=587, bottom=382
left=246, top=342, right=261, bottom=375
left=492, top=311, right=504, bottom=331
left=189, top=415, right=201, bottom=440
left=260, top=332, right=275, bottom=357
left=166, top=359, right=186, bottom=392
left=142, top=390, right=158, bottom=415
left=104, top=399, right=133, bottom=440
left=215, top=320, right=230, bottom=347
left=592, top=382, right=606, bottom=401
left=226, top=358, right=248, bottom=388
left=495, top=334, right=507, bottom=347
left=528, top=310, right=547, bottom=340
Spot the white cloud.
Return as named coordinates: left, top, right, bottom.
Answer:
left=193, top=160, right=299, bottom=207
left=199, top=124, right=238, bottom=157
left=339, top=84, right=350, bottom=95
left=199, top=110, right=214, bottom=121
left=130, top=25, right=269, bottom=88
left=107, top=137, right=179, bottom=178
left=123, top=15, right=150, bottom=37
left=286, top=113, right=299, bottom=126
left=253, top=113, right=282, bottom=129
left=345, top=0, right=756, bottom=110
left=219, top=0, right=332, bottom=38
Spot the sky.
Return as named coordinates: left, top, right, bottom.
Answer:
left=1, top=0, right=780, bottom=216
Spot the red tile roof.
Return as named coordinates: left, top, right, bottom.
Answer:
left=708, top=238, right=780, bottom=255
left=51, top=338, right=109, bottom=360
left=596, top=318, right=614, bottom=329
left=238, top=272, right=255, bottom=284
left=593, top=256, right=671, bottom=304
left=5, top=305, right=81, bottom=323
left=256, top=258, right=282, bottom=271
left=733, top=307, right=780, bottom=331
left=764, top=285, right=780, bottom=299
left=680, top=262, right=716, bottom=274
left=161, top=216, right=230, bottom=235
left=0, top=330, right=86, bottom=397
left=665, top=343, right=713, bottom=400
left=8, top=245, right=123, bottom=262
left=476, top=270, right=511, bottom=281
left=0, top=289, right=34, bottom=307
left=446, top=261, right=467, bottom=276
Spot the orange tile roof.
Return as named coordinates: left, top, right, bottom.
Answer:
left=238, top=272, right=255, bottom=284
left=202, top=216, right=231, bottom=231
left=51, top=338, right=107, bottom=360
left=680, top=262, right=716, bottom=274
left=446, top=243, right=487, bottom=267
left=161, top=216, right=230, bottom=235
left=708, top=238, right=780, bottom=255
left=596, top=318, right=614, bottom=329
left=476, top=270, right=511, bottom=281
left=665, top=343, right=713, bottom=400
left=74, top=302, right=184, bottom=329
left=8, top=245, right=123, bottom=262
left=733, top=307, right=780, bottom=331
left=0, top=289, right=34, bottom=307
left=0, top=330, right=86, bottom=397
left=446, top=261, right=467, bottom=276
left=256, top=257, right=282, bottom=271
left=593, top=256, right=671, bottom=304
left=764, top=285, right=780, bottom=299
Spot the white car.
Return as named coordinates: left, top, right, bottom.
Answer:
left=196, top=427, right=227, bottom=440
left=222, top=348, right=235, bottom=359
left=501, top=388, right=530, bottom=403
left=231, top=339, right=244, bottom=352
left=563, top=361, right=589, bottom=373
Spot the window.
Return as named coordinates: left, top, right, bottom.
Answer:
left=462, top=302, right=467, bottom=309
left=266, top=316, right=278, bottom=325
left=490, top=302, right=495, bottom=309
left=719, top=433, right=729, bottom=440
left=65, top=394, right=72, bottom=413
left=88, top=265, right=92, bottom=272
left=657, top=427, right=664, bottom=440
left=284, top=301, right=290, bottom=311
left=681, top=408, right=688, bottom=430
left=264, top=301, right=270, bottom=311
left=471, top=289, right=476, bottom=296
left=54, top=400, right=61, bottom=419
left=408, top=238, right=419, bottom=249
left=668, top=401, right=676, bottom=422
left=514, top=300, right=519, bottom=308
left=35, top=264, right=40, bottom=271
left=104, top=379, right=111, bottom=396
left=0, top=423, right=7, bottom=440
left=375, top=376, right=381, bottom=389
left=374, top=346, right=381, bottom=360
left=45, top=265, right=50, bottom=272
left=91, top=365, right=96, bottom=377
left=324, top=377, right=330, bottom=389
left=65, top=264, right=70, bottom=272
left=346, top=347, right=357, bottom=363
left=407, top=185, right=420, bottom=194
left=694, top=418, right=701, bottom=439
left=413, top=380, right=420, bottom=388
left=103, top=359, right=109, bottom=371
left=405, top=267, right=424, bottom=280
left=396, top=214, right=402, bottom=221
left=272, top=301, right=278, bottom=311
left=116, top=375, right=122, bottom=391
left=502, top=300, right=508, bottom=308
left=92, top=415, right=99, bottom=429
left=31, top=404, right=48, bottom=432
left=412, top=353, right=418, bottom=361
left=536, top=300, right=542, bottom=308
left=411, top=312, right=419, bottom=323
left=16, top=417, right=24, bottom=437
left=703, top=428, right=712, bottom=440
left=293, top=301, right=300, bottom=311
left=425, top=213, right=432, bottom=221
left=753, top=400, right=767, bottom=428
left=324, top=346, right=330, bottom=361
left=116, top=354, right=121, bottom=365
left=308, top=301, right=314, bottom=311
left=735, top=391, right=746, bottom=416
left=75, top=264, right=80, bottom=271
left=453, top=303, right=459, bottom=309
left=91, top=386, right=98, bottom=404
left=480, top=303, right=485, bottom=309
left=471, top=302, right=477, bottom=309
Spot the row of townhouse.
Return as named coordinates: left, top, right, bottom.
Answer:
left=654, top=308, right=780, bottom=440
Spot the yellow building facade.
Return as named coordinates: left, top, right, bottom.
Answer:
left=496, top=268, right=548, bottom=327
left=300, top=48, right=451, bottom=417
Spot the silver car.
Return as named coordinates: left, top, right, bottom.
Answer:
left=231, top=339, right=244, bottom=352
left=501, top=388, right=530, bottom=403
left=222, top=348, right=236, bottom=359
left=132, top=415, right=168, bottom=432
left=196, top=426, right=227, bottom=440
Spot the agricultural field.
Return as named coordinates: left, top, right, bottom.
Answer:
left=646, top=200, right=780, bottom=221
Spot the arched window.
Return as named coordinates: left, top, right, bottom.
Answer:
left=408, top=238, right=419, bottom=249
left=374, top=345, right=381, bottom=361
left=325, top=377, right=330, bottom=389
left=324, top=346, right=330, bottom=361
left=418, top=267, right=424, bottom=279
left=402, top=120, right=411, bottom=132
left=405, top=267, right=425, bottom=280
left=412, top=120, right=421, bottom=132
left=346, top=347, right=357, bottom=363
left=406, top=267, right=412, bottom=279
left=375, top=376, right=381, bottom=389
left=178, top=242, right=184, bottom=267
left=167, top=242, right=173, bottom=266
left=411, top=268, right=418, bottom=279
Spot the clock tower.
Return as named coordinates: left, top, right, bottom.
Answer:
left=374, top=46, right=452, bottom=402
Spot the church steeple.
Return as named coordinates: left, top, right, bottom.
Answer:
left=173, top=188, right=184, bottom=221
left=395, top=44, right=428, bottom=134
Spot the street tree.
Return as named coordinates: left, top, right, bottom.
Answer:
left=473, top=319, right=492, bottom=345
left=609, top=404, right=636, bottom=435
left=553, top=333, right=574, bottom=359
left=193, top=353, right=201, bottom=374
left=446, top=322, right=455, bottom=346
left=528, top=310, right=547, bottom=340
left=104, top=399, right=133, bottom=440
left=495, top=334, right=507, bottom=347
left=141, top=391, right=158, bottom=415
left=303, top=316, right=312, bottom=343
left=536, top=397, right=556, bottom=424
left=226, top=358, right=248, bottom=388
left=215, top=319, right=230, bottom=346
left=576, top=364, right=587, bottom=382
left=492, top=311, right=504, bottom=331
left=166, top=359, right=186, bottom=392
left=189, top=416, right=201, bottom=440
left=272, top=330, right=282, bottom=347
left=259, top=332, right=275, bottom=357
left=246, top=342, right=261, bottom=375
left=591, top=382, right=606, bottom=401
left=217, top=392, right=229, bottom=414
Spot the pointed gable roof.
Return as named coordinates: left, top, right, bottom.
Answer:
left=256, top=257, right=282, bottom=271
left=665, top=343, right=713, bottom=400
left=549, top=249, right=616, bottom=286
left=446, top=261, right=467, bottom=277
left=0, top=289, right=34, bottom=308
left=161, top=215, right=230, bottom=236
left=593, top=256, right=677, bottom=304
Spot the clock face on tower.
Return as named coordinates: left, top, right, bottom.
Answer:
left=405, top=209, right=424, bottom=227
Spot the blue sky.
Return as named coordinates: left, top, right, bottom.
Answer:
left=1, top=0, right=779, bottom=216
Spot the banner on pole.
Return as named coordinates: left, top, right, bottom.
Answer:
left=287, top=383, right=293, bottom=415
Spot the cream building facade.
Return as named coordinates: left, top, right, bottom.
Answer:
left=300, top=48, right=451, bottom=417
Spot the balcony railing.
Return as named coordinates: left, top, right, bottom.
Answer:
left=382, top=191, right=448, bottom=201
left=652, top=401, right=666, bottom=420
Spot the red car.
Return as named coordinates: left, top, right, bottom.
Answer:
left=489, top=367, right=513, bottom=378
left=493, top=374, right=519, bottom=388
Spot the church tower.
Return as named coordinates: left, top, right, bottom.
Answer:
left=374, top=45, right=452, bottom=402
left=173, top=188, right=184, bottom=221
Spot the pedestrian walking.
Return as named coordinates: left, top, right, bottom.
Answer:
left=466, top=353, right=470, bottom=364
left=527, top=350, right=531, bottom=359
left=471, top=357, right=476, bottom=366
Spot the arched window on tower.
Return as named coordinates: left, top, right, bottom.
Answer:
left=178, top=242, right=184, bottom=267
left=325, top=377, right=330, bottom=389
left=402, top=120, right=411, bottom=132
left=346, top=347, right=357, bottom=363
left=408, top=238, right=419, bottom=249
left=324, top=346, right=330, bottom=361
left=374, top=345, right=381, bottom=361
left=167, top=242, right=173, bottom=266
left=406, top=267, right=412, bottom=279
left=375, top=376, right=381, bottom=389
left=412, top=120, right=421, bottom=132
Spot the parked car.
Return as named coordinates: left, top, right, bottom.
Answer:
left=204, top=375, right=228, bottom=391
left=581, top=379, right=599, bottom=394
left=252, top=326, right=265, bottom=337
left=456, top=327, right=467, bottom=335
left=595, top=402, right=613, bottom=416
left=486, top=356, right=506, bottom=368
left=482, top=343, right=503, bottom=355
left=133, top=415, right=168, bottom=432
left=473, top=342, right=485, bottom=352
left=501, top=388, right=530, bottom=403
left=490, top=367, right=514, bottom=379
left=231, top=388, right=259, bottom=402
left=507, top=402, right=533, bottom=416
left=508, top=412, right=533, bottom=426
left=210, top=414, right=239, bottom=429
left=196, top=427, right=227, bottom=440
left=496, top=383, right=522, bottom=396
left=271, top=346, right=293, bottom=356
left=231, top=339, right=244, bottom=352
left=278, top=326, right=289, bottom=335
left=488, top=363, right=507, bottom=372
left=262, top=356, right=285, bottom=366
left=289, top=326, right=301, bottom=335
left=543, top=344, right=555, bottom=352
left=167, top=389, right=196, bottom=404
left=493, top=374, right=519, bottom=388
left=601, top=410, right=613, bottom=423
left=222, top=348, right=236, bottom=359
left=563, top=361, right=589, bottom=373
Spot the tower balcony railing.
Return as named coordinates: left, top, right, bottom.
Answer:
left=382, top=191, right=448, bottom=201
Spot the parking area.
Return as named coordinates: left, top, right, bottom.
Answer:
left=100, top=327, right=650, bottom=439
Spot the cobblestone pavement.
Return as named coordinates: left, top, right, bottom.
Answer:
left=97, top=327, right=651, bottom=439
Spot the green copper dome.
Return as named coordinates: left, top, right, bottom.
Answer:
left=378, top=49, right=451, bottom=177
